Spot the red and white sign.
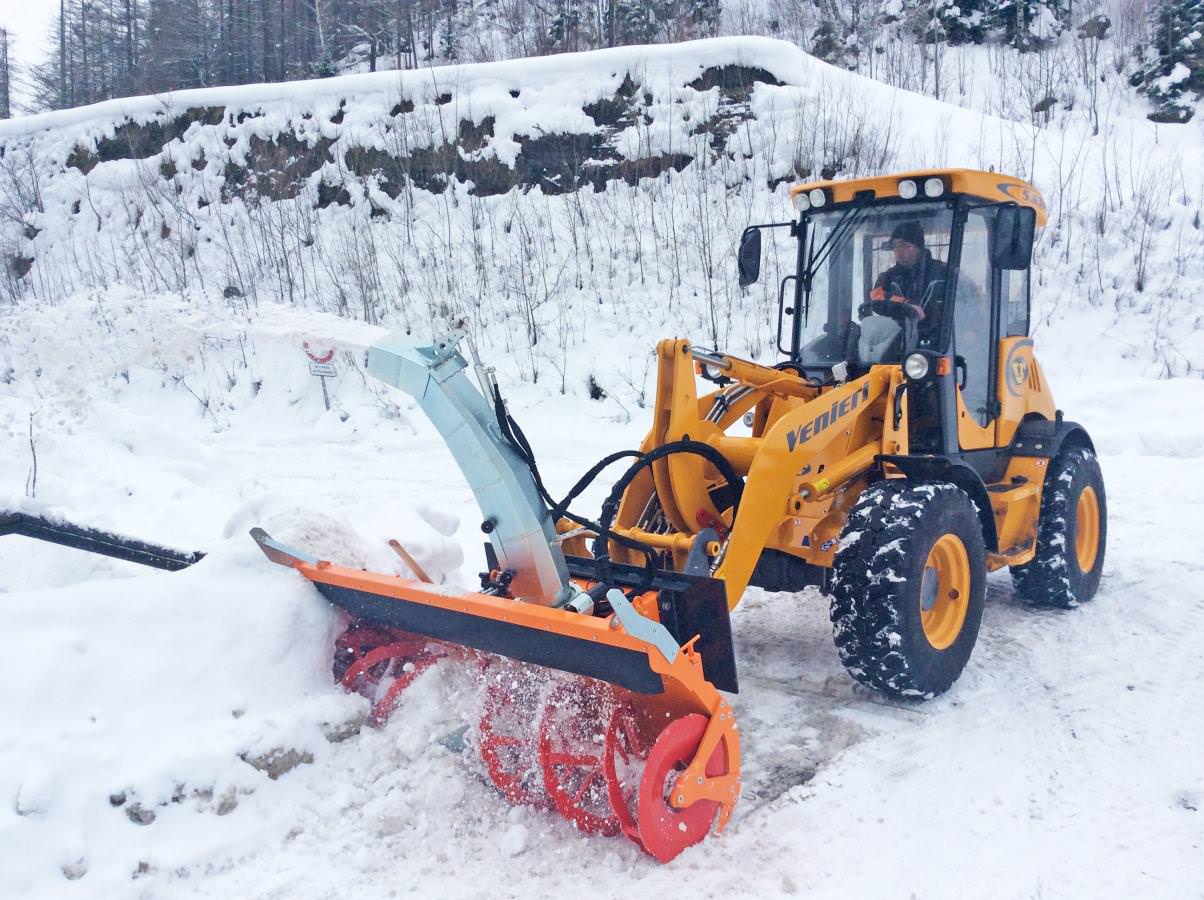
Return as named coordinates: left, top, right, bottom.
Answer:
left=303, top=341, right=335, bottom=364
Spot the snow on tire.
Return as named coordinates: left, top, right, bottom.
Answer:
left=1010, top=445, right=1106, bottom=609
left=829, top=480, right=987, bottom=700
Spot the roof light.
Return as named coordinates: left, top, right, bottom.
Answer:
left=923, top=177, right=945, bottom=198
left=792, top=191, right=811, bottom=212
left=808, top=188, right=827, bottom=208
left=898, top=179, right=918, bottom=200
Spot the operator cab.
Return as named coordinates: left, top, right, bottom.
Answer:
left=737, top=168, right=1043, bottom=460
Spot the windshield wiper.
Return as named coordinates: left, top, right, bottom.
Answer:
left=800, top=196, right=874, bottom=294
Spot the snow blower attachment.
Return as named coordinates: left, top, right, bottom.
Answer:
left=252, top=327, right=742, bottom=861
left=253, top=169, right=1109, bottom=861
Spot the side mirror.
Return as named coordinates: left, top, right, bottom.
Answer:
left=737, top=227, right=762, bottom=286
left=991, top=205, right=1036, bottom=270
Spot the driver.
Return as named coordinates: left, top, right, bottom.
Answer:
left=865, top=221, right=949, bottom=342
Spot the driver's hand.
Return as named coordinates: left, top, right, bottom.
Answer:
left=867, top=286, right=924, bottom=319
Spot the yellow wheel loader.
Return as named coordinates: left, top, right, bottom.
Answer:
left=5, top=168, right=1106, bottom=861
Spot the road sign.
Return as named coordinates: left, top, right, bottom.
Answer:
left=303, top=343, right=337, bottom=410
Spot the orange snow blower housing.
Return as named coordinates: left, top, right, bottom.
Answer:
left=252, top=168, right=1107, bottom=861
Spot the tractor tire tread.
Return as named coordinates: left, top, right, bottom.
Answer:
left=829, top=480, right=986, bottom=699
left=1010, top=445, right=1106, bottom=608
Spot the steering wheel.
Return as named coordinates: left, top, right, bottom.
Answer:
left=863, top=295, right=922, bottom=324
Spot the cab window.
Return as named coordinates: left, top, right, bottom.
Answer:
left=954, top=213, right=993, bottom=427
left=1001, top=269, right=1029, bottom=336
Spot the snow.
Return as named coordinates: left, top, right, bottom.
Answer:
left=1155, top=62, right=1194, bottom=94
left=0, top=36, right=800, bottom=144
left=1, top=35, right=1202, bottom=900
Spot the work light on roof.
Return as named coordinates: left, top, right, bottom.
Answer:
left=923, top=177, right=945, bottom=198
left=808, top=188, right=827, bottom=208
left=897, top=179, right=918, bottom=199
left=793, top=192, right=811, bottom=212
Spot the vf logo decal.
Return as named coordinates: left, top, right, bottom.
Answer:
left=1009, top=356, right=1029, bottom=387
left=1004, top=340, right=1034, bottom=398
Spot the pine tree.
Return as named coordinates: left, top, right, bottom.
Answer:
left=810, top=16, right=849, bottom=68
left=991, top=0, right=1065, bottom=51
left=1139, top=0, right=1204, bottom=121
left=605, top=0, right=657, bottom=46
left=440, top=0, right=459, bottom=60
left=0, top=28, right=11, bottom=118
left=547, top=0, right=585, bottom=52
left=939, top=0, right=989, bottom=45
left=685, top=0, right=721, bottom=35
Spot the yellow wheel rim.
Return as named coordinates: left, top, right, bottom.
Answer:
left=920, top=534, right=971, bottom=650
left=1075, top=486, right=1100, bottom=573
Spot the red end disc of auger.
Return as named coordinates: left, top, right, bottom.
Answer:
left=635, top=713, right=728, bottom=863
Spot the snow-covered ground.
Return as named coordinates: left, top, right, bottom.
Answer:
left=2, top=36, right=1202, bottom=900
left=2, top=287, right=1201, bottom=899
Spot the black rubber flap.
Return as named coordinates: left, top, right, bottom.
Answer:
left=314, top=582, right=665, bottom=696
left=0, top=510, right=204, bottom=571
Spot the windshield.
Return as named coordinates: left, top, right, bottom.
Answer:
left=797, top=202, right=955, bottom=370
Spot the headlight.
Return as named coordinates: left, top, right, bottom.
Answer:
left=904, top=352, right=930, bottom=380
left=808, top=188, right=827, bottom=208
left=792, top=191, right=811, bottom=211
left=898, top=179, right=918, bottom=199
left=923, top=177, right=945, bottom=197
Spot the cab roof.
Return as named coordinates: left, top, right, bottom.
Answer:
left=788, top=168, right=1048, bottom=227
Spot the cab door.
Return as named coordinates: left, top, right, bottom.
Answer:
left=952, top=210, right=997, bottom=450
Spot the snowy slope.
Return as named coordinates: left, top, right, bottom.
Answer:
left=2, top=37, right=1202, bottom=376
left=1, top=37, right=1202, bottom=899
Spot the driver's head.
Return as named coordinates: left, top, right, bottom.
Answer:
left=887, top=221, right=925, bottom=268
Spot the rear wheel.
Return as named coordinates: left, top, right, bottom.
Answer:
left=1011, top=446, right=1107, bottom=608
left=830, top=481, right=987, bottom=699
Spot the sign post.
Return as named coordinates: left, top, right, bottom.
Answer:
left=303, top=341, right=337, bottom=411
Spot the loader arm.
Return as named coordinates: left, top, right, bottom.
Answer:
left=611, top=340, right=905, bottom=610
left=713, top=368, right=897, bottom=608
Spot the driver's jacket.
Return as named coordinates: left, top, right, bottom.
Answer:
left=870, top=251, right=949, bottom=343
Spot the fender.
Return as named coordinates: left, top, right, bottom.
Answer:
left=1011, top=414, right=1095, bottom=459
left=875, top=455, right=1000, bottom=553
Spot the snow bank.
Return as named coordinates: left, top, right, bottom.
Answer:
left=3, top=37, right=1202, bottom=378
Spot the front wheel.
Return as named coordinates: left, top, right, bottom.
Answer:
left=829, top=481, right=987, bottom=699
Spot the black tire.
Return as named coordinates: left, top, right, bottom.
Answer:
left=1011, top=445, right=1106, bottom=608
left=829, top=481, right=987, bottom=699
